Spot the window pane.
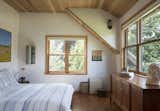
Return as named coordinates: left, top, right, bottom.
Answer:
left=126, top=47, right=137, bottom=70
left=140, top=41, right=160, bottom=72
left=142, top=8, right=160, bottom=42
left=127, top=23, right=137, bottom=45
left=69, top=55, right=85, bottom=72
left=68, top=40, right=85, bottom=54
left=49, top=55, right=65, bottom=71
left=49, top=40, right=65, bottom=54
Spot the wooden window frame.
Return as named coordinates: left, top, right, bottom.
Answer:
left=122, top=7, right=160, bottom=76
left=45, top=35, right=88, bottom=75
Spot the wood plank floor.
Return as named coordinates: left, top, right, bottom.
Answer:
left=72, top=93, right=120, bottom=111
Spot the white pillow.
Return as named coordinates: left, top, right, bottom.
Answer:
left=0, top=69, right=17, bottom=89
left=0, top=75, right=6, bottom=90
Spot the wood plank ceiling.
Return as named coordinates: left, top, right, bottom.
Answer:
left=4, top=0, right=138, bottom=17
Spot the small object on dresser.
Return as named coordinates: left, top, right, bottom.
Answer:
left=119, top=72, right=134, bottom=78
left=18, top=77, right=30, bottom=84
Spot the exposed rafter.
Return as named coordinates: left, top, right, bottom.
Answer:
left=97, top=0, right=105, bottom=9
left=47, top=0, right=56, bottom=12
left=66, top=9, right=119, bottom=54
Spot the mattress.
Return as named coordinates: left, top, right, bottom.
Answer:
left=0, top=83, right=74, bottom=111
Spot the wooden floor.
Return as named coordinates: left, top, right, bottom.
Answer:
left=72, top=93, right=120, bottom=111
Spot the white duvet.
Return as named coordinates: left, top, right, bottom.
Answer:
left=0, top=69, right=74, bottom=111
left=0, top=83, right=74, bottom=111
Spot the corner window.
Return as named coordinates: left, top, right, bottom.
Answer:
left=45, top=35, right=87, bottom=75
left=123, top=7, right=160, bottom=74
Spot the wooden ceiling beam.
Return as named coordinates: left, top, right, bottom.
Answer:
left=11, top=0, right=27, bottom=12
left=4, top=0, right=21, bottom=11
left=40, top=0, right=54, bottom=12
left=97, top=0, right=105, bottom=9
left=4, top=0, right=26, bottom=12
left=28, top=0, right=51, bottom=12
left=57, top=0, right=64, bottom=11
left=66, top=9, right=119, bottom=54
left=50, top=0, right=61, bottom=12
left=46, top=0, right=56, bottom=12
left=91, top=0, right=100, bottom=8
left=28, top=0, right=40, bottom=12
left=87, top=0, right=92, bottom=8
left=18, top=0, right=35, bottom=12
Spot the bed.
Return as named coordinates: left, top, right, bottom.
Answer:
left=0, top=69, right=74, bottom=111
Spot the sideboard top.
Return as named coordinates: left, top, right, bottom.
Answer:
left=112, top=73, right=160, bottom=90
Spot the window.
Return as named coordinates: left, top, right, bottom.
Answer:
left=123, top=7, right=160, bottom=74
left=46, top=35, right=87, bottom=75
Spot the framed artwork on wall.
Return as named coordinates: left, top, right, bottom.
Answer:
left=92, top=50, right=102, bottom=61
left=0, top=28, right=11, bottom=62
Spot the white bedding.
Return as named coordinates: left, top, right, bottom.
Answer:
left=0, top=83, right=74, bottom=111
left=0, top=69, right=74, bottom=111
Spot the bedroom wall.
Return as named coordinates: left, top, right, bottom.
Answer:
left=18, top=12, right=117, bottom=92
left=0, top=0, right=19, bottom=71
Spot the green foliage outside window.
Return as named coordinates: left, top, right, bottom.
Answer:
left=48, top=38, right=86, bottom=74
left=69, top=40, right=85, bottom=71
left=141, top=8, right=160, bottom=72
left=125, top=8, right=160, bottom=73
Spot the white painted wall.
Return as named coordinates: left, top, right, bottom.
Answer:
left=0, top=0, right=19, bottom=71
left=70, top=8, right=119, bottom=49
left=18, top=13, right=116, bottom=92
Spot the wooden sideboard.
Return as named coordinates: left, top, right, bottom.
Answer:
left=111, top=74, right=160, bottom=111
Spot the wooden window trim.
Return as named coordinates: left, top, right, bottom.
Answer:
left=121, top=0, right=159, bottom=29
left=124, top=39, right=160, bottom=48
left=123, top=39, right=160, bottom=75
left=122, top=6, right=160, bottom=76
left=65, top=41, right=69, bottom=73
left=45, top=35, right=88, bottom=75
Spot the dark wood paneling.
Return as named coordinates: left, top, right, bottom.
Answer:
left=143, top=90, right=160, bottom=111
left=111, top=74, right=160, bottom=111
left=111, top=75, right=130, bottom=111
left=131, top=84, right=143, bottom=111
left=121, top=80, right=130, bottom=111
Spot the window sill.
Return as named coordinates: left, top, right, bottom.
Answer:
left=134, top=73, right=148, bottom=78
left=45, top=71, right=87, bottom=75
left=128, top=70, right=148, bottom=77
